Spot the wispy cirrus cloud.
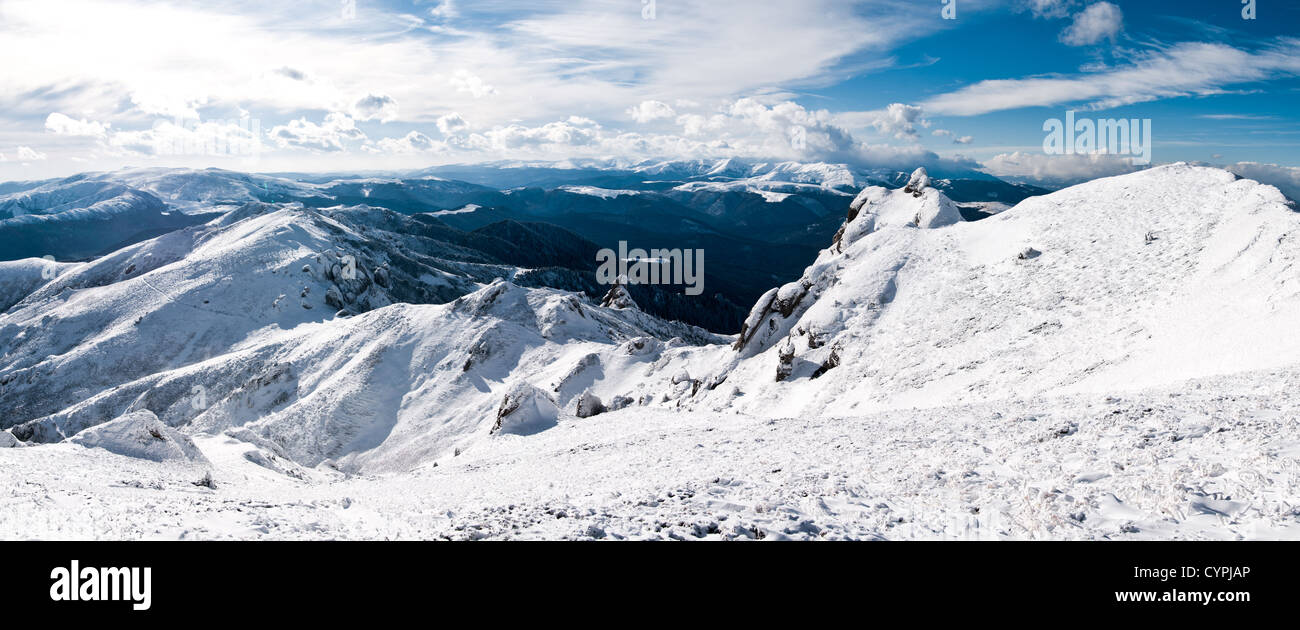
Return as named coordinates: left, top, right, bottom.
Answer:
left=923, top=39, right=1300, bottom=117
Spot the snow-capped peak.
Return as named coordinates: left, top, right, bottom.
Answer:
left=734, top=175, right=964, bottom=357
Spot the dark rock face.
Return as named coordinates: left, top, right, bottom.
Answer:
left=575, top=390, right=605, bottom=418
left=600, top=279, right=637, bottom=310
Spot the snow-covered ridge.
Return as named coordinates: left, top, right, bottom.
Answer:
left=586, top=164, right=1300, bottom=419
left=5, top=163, right=1298, bottom=478
left=5, top=163, right=1300, bottom=540
left=557, top=185, right=642, bottom=199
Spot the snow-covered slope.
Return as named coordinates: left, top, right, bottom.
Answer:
left=0, top=179, right=207, bottom=261
left=83, top=167, right=332, bottom=214
left=3, top=162, right=1299, bottom=539
left=0, top=257, right=78, bottom=312
left=0, top=196, right=721, bottom=471
left=5, top=365, right=1297, bottom=539
left=9, top=278, right=720, bottom=472
left=0, top=202, right=474, bottom=431
left=576, top=164, right=1300, bottom=419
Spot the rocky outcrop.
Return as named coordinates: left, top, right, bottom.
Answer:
left=599, top=278, right=638, bottom=310
left=574, top=390, right=606, bottom=418
left=736, top=168, right=964, bottom=358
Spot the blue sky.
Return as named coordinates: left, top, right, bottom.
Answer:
left=1, top=0, right=1297, bottom=183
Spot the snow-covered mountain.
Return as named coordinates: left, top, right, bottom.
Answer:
left=4, top=162, right=1298, bottom=539
left=0, top=179, right=213, bottom=261
left=0, top=199, right=720, bottom=472
left=588, top=164, right=1300, bottom=420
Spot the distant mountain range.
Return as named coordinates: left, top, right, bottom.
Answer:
left=0, top=159, right=1051, bottom=332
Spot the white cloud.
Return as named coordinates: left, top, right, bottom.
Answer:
left=483, top=119, right=601, bottom=149
left=45, top=113, right=111, bottom=139
left=1223, top=162, right=1300, bottom=201
left=365, top=131, right=441, bottom=154
left=1060, top=2, right=1123, bottom=46
left=436, top=112, right=468, bottom=135
left=428, top=0, right=457, bottom=20
left=923, top=40, right=1300, bottom=116
left=627, top=100, right=677, bottom=124
left=450, top=70, right=496, bottom=98
left=108, top=118, right=263, bottom=157
left=1022, top=0, right=1078, bottom=19
left=129, top=89, right=208, bottom=118
left=411, top=98, right=973, bottom=172
left=352, top=94, right=398, bottom=122
left=981, top=151, right=1143, bottom=185
left=1198, top=114, right=1276, bottom=120
left=932, top=128, right=971, bottom=143
left=0, top=0, right=958, bottom=173
left=16, top=146, right=48, bottom=161
left=268, top=113, right=365, bottom=152
left=871, top=103, right=929, bottom=139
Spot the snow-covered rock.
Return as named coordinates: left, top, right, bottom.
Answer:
left=573, top=389, right=606, bottom=418
left=68, top=410, right=209, bottom=464
left=737, top=180, right=964, bottom=356
left=492, top=382, right=561, bottom=435
left=0, top=429, right=20, bottom=447
left=599, top=280, right=638, bottom=310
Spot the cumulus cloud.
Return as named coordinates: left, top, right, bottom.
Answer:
left=450, top=70, right=496, bottom=98
left=129, top=90, right=207, bottom=119
left=365, top=131, right=441, bottom=154
left=108, top=118, right=263, bottom=157
left=45, top=112, right=111, bottom=139
left=1060, top=2, right=1123, bottom=46
left=1223, top=162, right=1300, bottom=202
left=981, top=151, right=1144, bottom=186
left=871, top=103, right=929, bottom=139
left=423, top=98, right=972, bottom=172
left=483, top=117, right=601, bottom=149
left=437, top=112, right=469, bottom=135
left=932, top=128, right=973, bottom=144
left=0, top=0, right=1000, bottom=173
left=268, top=113, right=365, bottom=152
left=13, top=146, right=47, bottom=161
left=352, top=93, right=398, bottom=122
left=627, top=100, right=676, bottom=123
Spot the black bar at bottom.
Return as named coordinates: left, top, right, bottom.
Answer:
left=2, top=541, right=1286, bottom=619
